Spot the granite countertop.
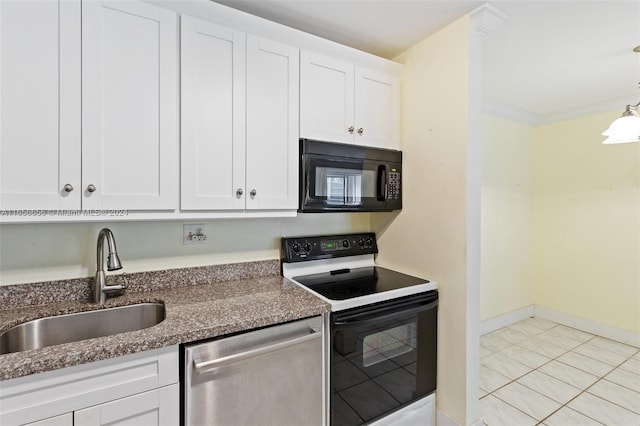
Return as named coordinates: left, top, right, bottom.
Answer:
left=0, top=260, right=329, bottom=381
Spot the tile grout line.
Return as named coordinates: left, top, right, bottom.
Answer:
left=572, top=348, right=640, bottom=416
left=480, top=318, right=640, bottom=425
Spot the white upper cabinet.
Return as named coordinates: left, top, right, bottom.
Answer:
left=354, top=67, right=399, bottom=149
left=0, top=0, right=81, bottom=210
left=300, top=53, right=354, bottom=144
left=82, top=1, right=178, bottom=210
left=181, top=16, right=299, bottom=211
left=180, top=17, right=246, bottom=210
left=0, top=0, right=178, bottom=214
left=246, top=36, right=299, bottom=210
left=300, top=51, right=399, bottom=149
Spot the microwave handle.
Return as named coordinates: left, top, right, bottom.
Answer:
left=377, top=165, right=387, bottom=201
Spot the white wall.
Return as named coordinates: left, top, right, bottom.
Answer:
left=480, top=109, right=640, bottom=338
left=532, top=111, right=640, bottom=333
left=0, top=214, right=370, bottom=285
left=372, top=14, right=480, bottom=425
left=481, top=114, right=535, bottom=321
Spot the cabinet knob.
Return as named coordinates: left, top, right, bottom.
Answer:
left=236, top=188, right=244, bottom=196
left=357, top=128, right=364, bottom=135
left=87, top=184, right=96, bottom=193
left=63, top=184, right=74, bottom=193
left=348, top=126, right=354, bottom=134
left=250, top=189, right=257, bottom=197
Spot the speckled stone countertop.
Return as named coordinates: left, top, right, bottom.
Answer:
left=0, top=260, right=329, bottom=381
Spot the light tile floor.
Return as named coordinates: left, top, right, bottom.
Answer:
left=479, top=317, right=640, bottom=426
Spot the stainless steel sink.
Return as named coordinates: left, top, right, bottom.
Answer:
left=0, top=303, right=165, bottom=355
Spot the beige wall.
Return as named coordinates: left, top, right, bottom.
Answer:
left=532, top=111, right=640, bottom=333
left=0, top=214, right=370, bottom=285
left=373, top=15, right=478, bottom=425
left=481, top=114, right=535, bottom=321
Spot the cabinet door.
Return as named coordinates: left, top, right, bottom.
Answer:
left=246, top=36, right=299, bottom=210
left=354, top=67, right=399, bottom=149
left=25, top=413, right=73, bottom=426
left=300, top=51, right=354, bottom=144
left=74, top=384, right=179, bottom=426
left=82, top=1, right=178, bottom=210
left=180, top=16, right=246, bottom=210
left=0, top=0, right=81, bottom=210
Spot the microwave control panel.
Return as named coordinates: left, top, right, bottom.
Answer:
left=281, top=233, right=378, bottom=262
left=388, top=171, right=400, bottom=200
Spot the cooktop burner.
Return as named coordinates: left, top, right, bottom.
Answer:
left=281, top=233, right=436, bottom=310
left=292, top=266, right=429, bottom=301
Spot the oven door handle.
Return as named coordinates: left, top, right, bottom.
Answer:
left=333, top=299, right=438, bottom=329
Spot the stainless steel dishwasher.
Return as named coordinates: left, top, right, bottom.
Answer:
left=183, top=316, right=324, bottom=426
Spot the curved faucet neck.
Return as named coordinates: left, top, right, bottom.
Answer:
left=96, top=228, right=119, bottom=272
left=94, top=228, right=124, bottom=304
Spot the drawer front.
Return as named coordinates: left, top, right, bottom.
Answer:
left=0, top=346, right=178, bottom=425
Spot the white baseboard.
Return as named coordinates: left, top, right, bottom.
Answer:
left=436, top=409, right=460, bottom=426
left=479, top=305, right=535, bottom=335
left=535, top=306, right=640, bottom=347
left=480, top=304, right=639, bottom=347
left=436, top=410, right=483, bottom=426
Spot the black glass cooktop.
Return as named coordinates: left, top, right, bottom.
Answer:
left=293, top=266, right=429, bottom=301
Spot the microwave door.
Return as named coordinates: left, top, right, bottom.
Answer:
left=303, top=156, right=393, bottom=211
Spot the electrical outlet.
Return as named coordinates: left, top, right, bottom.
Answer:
left=183, top=224, right=207, bottom=245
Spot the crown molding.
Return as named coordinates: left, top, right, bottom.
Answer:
left=469, top=3, right=509, bottom=37
left=482, top=97, right=629, bottom=126
left=482, top=101, right=541, bottom=126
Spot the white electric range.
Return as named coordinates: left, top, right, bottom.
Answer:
left=282, top=233, right=438, bottom=426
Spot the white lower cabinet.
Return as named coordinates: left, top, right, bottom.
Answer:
left=74, top=384, right=179, bottom=426
left=0, top=346, right=179, bottom=426
left=24, top=413, right=73, bottom=426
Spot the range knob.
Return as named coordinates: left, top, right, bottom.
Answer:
left=365, top=237, right=373, bottom=246
left=303, top=242, right=312, bottom=252
left=342, top=239, right=350, bottom=248
left=358, top=238, right=364, bottom=247
left=292, top=243, right=300, bottom=253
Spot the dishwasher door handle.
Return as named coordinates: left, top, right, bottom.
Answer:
left=193, top=328, right=320, bottom=374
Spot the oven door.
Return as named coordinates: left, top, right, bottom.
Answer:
left=330, top=292, right=437, bottom=426
left=300, top=154, right=399, bottom=212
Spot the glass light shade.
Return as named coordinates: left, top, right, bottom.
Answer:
left=602, top=110, right=640, bottom=144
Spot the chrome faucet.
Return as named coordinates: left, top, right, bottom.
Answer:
left=93, top=228, right=126, bottom=304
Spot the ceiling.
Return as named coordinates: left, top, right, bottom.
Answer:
left=214, top=0, right=640, bottom=124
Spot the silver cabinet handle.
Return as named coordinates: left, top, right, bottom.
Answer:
left=348, top=126, right=354, bottom=134
left=357, top=128, right=364, bottom=135
left=236, top=188, right=244, bottom=196
left=87, top=184, right=96, bottom=193
left=193, top=330, right=320, bottom=374
left=250, top=189, right=257, bottom=197
left=63, top=184, right=74, bottom=193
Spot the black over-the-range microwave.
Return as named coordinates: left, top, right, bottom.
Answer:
left=299, top=139, right=402, bottom=212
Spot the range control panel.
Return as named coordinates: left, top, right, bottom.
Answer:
left=281, top=233, right=378, bottom=262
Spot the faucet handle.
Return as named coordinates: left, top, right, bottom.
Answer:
left=120, top=272, right=129, bottom=290
left=104, top=272, right=129, bottom=293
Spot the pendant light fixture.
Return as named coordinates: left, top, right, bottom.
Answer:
left=602, top=46, right=640, bottom=144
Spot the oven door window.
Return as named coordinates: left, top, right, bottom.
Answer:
left=362, top=322, right=416, bottom=367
